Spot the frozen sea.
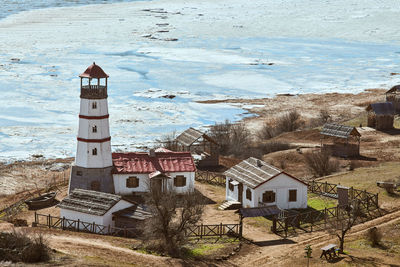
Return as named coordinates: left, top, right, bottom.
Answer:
left=0, top=0, right=400, bottom=161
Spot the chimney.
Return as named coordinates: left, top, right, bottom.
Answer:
left=149, top=149, right=156, bottom=157
left=257, top=159, right=263, bottom=168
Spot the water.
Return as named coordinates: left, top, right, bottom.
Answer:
left=0, top=0, right=144, bottom=20
left=0, top=0, right=399, bottom=161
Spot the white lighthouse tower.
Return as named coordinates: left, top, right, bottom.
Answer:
left=69, top=63, right=114, bottom=193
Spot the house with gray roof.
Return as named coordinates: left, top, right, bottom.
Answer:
left=175, top=127, right=219, bottom=167
left=320, top=123, right=361, bottom=157
left=58, top=189, right=139, bottom=232
left=223, top=157, right=307, bottom=209
left=366, top=102, right=395, bottom=130
left=385, top=85, right=400, bottom=113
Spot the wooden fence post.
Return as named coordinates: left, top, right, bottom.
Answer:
left=272, top=218, right=277, bottom=233
left=34, top=212, right=37, bottom=225
left=62, top=217, right=65, bottom=230
left=92, top=222, right=96, bottom=233
left=200, top=223, right=203, bottom=239
left=220, top=223, right=223, bottom=238
left=324, top=208, right=327, bottom=230
left=239, top=215, right=243, bottom=238
left=77, top=219, right=80, bottom=232
left=48, top=214, right=51, bottom=228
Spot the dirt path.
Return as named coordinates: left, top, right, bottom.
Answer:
left=230, top=208, right=400, bottom=266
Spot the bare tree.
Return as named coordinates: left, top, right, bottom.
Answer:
left=319, top=109, right=331, bottom=124
left=327, top=203, right=362, bottom=253
left=228, top=123, right=251, bottom=156
left=141, top=188, right=205, bottom=257
left=209, top=120, right=232, bottom=155
left=303, top=151, right=339, bottom=177
left=157, top=131, right=178, bottom=151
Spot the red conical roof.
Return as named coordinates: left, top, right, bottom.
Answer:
left=79, top=62, right=109, bottom=79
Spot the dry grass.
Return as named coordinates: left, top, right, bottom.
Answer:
left=319, top=162, right=400, bottom=210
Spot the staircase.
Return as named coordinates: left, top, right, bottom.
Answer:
left=218, top=200, right=242, bottom=210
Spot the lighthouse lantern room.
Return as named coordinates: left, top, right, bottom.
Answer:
left=69, top=63, right=115, bottom=194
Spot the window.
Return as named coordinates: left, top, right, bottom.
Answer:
left=92, top=125, right=97, bottom=133
left=126, top=176, right=139, bottom=188
left=76, top=171, right=82, bottom=176
left=174, top=175, right=186, bottom=187
left=92, top=101, right=97, bottom=109
left=92, top=148, right=97, bottom=155
left=262, top=191, right=275, bottom=203
left=246, top=189, right=252, bottom=201
left=289, top=189, right=297, bottom=202
left=91, top=181, right=100, bottom=191
left=228, top=179, right=234, bottom=191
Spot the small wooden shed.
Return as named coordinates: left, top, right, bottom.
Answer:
left=175, top=127, right=219, bottom=167
left=320, top=123, right=361, bottom=157
left=366, top=102, right=395, bottom=130
left=385, top=85, right=400, bottom=113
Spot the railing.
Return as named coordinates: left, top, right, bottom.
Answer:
left=34, top=213, right=136, bottom=238
left=81, top=85, right=107, bottom=99
left=34, top=213, right=240, bottom=239
left=273, top=181, right=382, bottom=237
left=185, top=223, right=241, bottom=239
left=309, top=181, right=379, bottom=207
left=196, top=170, right=226, bottom=186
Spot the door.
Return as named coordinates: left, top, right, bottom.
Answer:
left=238, top=183, right=243, bottom=204
left=151, top=178, right=162, bottom=193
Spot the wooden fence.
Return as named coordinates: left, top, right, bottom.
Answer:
left=196, top=170, right=226, bottom=186
left=34, top=213, right=137, bottom=238
left=309, top=181, right=379, bottom=209
left=0, top=172, right=69, bottom=221
left=271, top=181, right=382, bottom=237
left=185, top=223, right=241, bottom=239
left=34, top=213, right=241, bottom=239
left=272, top=203, right=382, bottom=238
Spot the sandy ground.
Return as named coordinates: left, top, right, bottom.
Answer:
left=199, top=89, right=385, bottom=133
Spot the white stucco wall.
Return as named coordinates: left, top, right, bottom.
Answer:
left=113, top=173, right=150, bottom=195
left=254, top=173, right=308, bottom=209
left=225, top=173, right=307, bottom=209
left=226, top=177, right=238, bottom=202
left=113, top=171, right=195, bottom=195
left=76, top=140, right=112, bottom=168
left=78, top=118, right=110, bottom=139
left=59, top=199, right=133, bottom=232
left=167, top=172, right=195, bottom=194
left=80, top=99, right=109, bottom=117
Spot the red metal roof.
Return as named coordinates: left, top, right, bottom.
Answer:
left=79, top=62, right=109, bottom=79
left=112, top=151, right=196, bottom=174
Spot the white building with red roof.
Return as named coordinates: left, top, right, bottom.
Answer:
left=112, top=149, right=196, bottom=195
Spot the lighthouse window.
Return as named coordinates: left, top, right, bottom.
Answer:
left=126, top=176, right=139, bottom=188
left=92, top=148, right=97, bottom=155
left=92, top=125, right=97, bottom=133
left=92, top=102, right=97, bottom=109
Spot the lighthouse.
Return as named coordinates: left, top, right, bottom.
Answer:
left=69, top=63, right=114, bottom=194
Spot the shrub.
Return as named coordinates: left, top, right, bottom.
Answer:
left=276, top=110, right=303, bottom=133
left=261, top=141, right=291, bottom=154
left=257, top=111, right=303, bottom=141
left=0, top=230, right=50, bottom=263
left=366, top=227, right=382, bottom=247
left=303, top=151, right=339, bottom=177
